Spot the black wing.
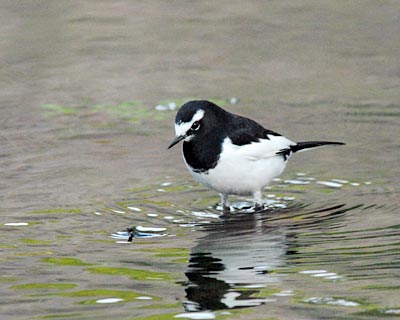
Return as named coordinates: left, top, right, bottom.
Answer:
left=227, top=115, right=281, bottom=146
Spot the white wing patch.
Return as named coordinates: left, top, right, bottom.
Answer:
left=222, top=135, right=296, bottom=161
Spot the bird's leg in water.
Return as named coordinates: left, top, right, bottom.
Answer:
left=253, top=190, right=264, bottom=210
left=219, top=193, right=230, bottom=212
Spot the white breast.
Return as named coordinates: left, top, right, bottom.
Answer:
left=185, top=135, right=295, bottom=196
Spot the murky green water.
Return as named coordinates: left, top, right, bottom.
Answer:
left=1, top=1, right=399, bottom=320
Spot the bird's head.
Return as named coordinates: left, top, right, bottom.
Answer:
left=168, top=100, right=225, bottom=149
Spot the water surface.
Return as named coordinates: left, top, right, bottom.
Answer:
left=1, top=1, right=399, bottom=320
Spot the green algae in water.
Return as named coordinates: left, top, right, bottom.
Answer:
left=159, top=185, right=189, bottom=193
left=318, top=188, right=334, bottom=194
left=130, top=314, right=177, bottom=320
left=41, top=257, right=92, bottom=266
left=144, top=248, right=189, bottom=263
left=128, top=302, right=254, bottom=320
left=29, top=208, right=82, bottom=215
left=58, top=289, right=150, bottom=304
left=87, top=239, right=115, bottom=244
left=356, top=308, right=400, bottom=317
left=193, top=194, right=220, bottom=207
left=171, top=257, right=190, bottom=263
left=0, top=277, right=18, bottom=283
left=16, top=250, right=54, bottom=257
left=301, top=296, right=369, bottom=307
left=11, top=283, right=77, bottom=291
left=57, top=235, right=72, bottom=239
left=93, top=101, right=165, bottom=122
left=146, top=248, right=189, bottom=258
left=93, top=139, right=112, bottom=144
left=249, top=287, right=282, bottom=298
left=139, top=302, right=182, bottom=310
left=355, top=284, right=400, bottom=291
left=87, top=267, right=173, bottom=281
left=0, top=244, right=17, bottom=249
left=30, top=289, right=154, bottom=306
left=40, top=101, right=167, bottom=123
left=20, top=238, right=53, bottom=245
left=142, top=199, right=173, bottom=207
left=40, top=104, right=78, bottom=115
left=39, top=313, right=82, bottom=319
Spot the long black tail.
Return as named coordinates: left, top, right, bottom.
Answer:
left=277, top=141, right=345, bottom=160
left=291, top=141, right=345, bottom=153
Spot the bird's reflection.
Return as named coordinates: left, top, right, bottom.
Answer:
left=182, top=203, right=350, bottom=311
left=183, top=212, right=287, bottom=311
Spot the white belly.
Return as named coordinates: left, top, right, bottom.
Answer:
left=187, top=156, right=286, bottom=195
left=184, top=136, right=290, bottom=196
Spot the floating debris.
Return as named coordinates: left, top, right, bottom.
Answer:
left=241, top=284, right=267, bottom=289
left=135, top=296, right=153, bottom=300
left=147, top=213, right=158, bottom=217
left=96, top=298, right=124, bottom=304
left=128, top=206, right=142, bottom=212
left=311, top=272, right=338, bottom=278
left=274, top=290, right=294, bottom=297
left=136, top=226, right=167, bottom=232
left=282, top=196, right=295, bottom=201
left=155, top=105, right=168, bottom=111
left=191, top=211, right=220, bottom=219
left=284, top=179, right=310, bottom=185
left=300, top=269, right=343, bottom=280
left=175, top=312, right=216, bottom=319
left=111, top=209, right=125, bottom=214
left=178, top=223, right=196, bottom=228
left=228, top=97, right=239, bottom=105
left=385, top=309, right=400, bottom=315
left=161, top=182, right=173, bottom=187
left=303, top=297, right=359, bottom=307
left=316, top=181, right=343, bottom=188
left=111, top=226, right=167, bottom=242
left=254, top=265, right=269, bottom=271
left=299, top=270, right=328, bottom=274
left=155, top=102, right=177, bottom=111
left=324, top=275, right=343, bottom=280
left=4, top=222, right=29, bottom=226
left=331, top=179, right=349, bottom=184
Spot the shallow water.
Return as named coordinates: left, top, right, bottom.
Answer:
left=1, top=1, right=400, bottom=320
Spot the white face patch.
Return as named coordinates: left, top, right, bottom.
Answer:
left=174, top=109, right=205, bottom=140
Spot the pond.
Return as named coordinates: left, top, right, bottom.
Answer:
left=1, top=1, right=399, bottom=320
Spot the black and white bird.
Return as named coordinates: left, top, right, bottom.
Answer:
left=168, top=100, right=344, bottom=210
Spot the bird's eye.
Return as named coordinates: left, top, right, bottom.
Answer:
left=191, top=121, right=200, bottom=131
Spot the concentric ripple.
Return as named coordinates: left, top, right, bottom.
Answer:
left=103, top=177, right=400, bottom=318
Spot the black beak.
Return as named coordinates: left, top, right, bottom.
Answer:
left=168, top=135, right=185, bottom=149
